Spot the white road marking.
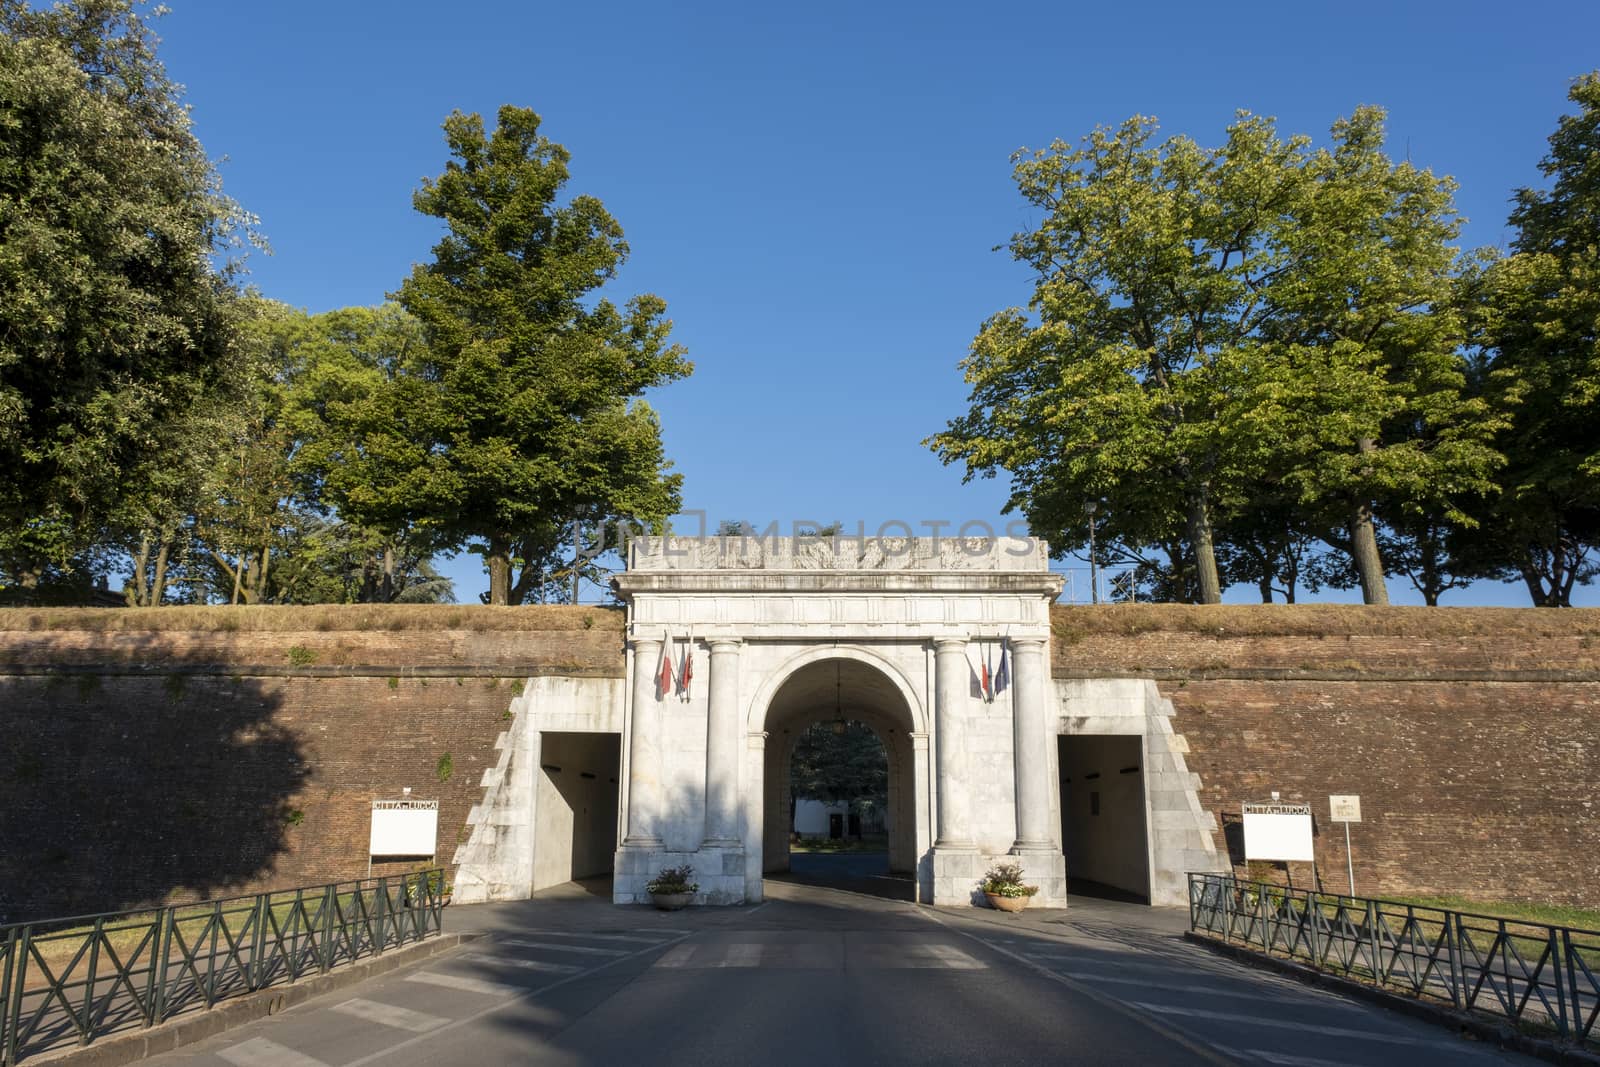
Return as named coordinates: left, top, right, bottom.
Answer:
left=503, top=930, right=670, bottom=944
left=720, top=943, right=763, bottom=967
left=1054, top=970, right=1340, bottom=1006
left=403, top=970, right=520, bottom=997
left=217, top=1037, right=331, bottom=1067
left=1129, top=1003, right=1441, bottom=1046
left=497, top=939, right=628, bottom=955
left=1236, top=1049, right=1384, bottom=1067
left=330, top=998, right=448, bottom=1033
left=922, top=943, right=985, bottom=970
left=459, top=951, right=580, bottom=973
left=654, top=944, right=697, bottom=968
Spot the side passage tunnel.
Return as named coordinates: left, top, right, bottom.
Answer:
left=1059, top=735, right=1151, bottom=903
left=533, top=731, right=620, bottom=893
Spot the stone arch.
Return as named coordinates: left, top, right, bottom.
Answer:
left=749, top=648, right=926, bottom=893
left=745, top=643, right=927, bottom=737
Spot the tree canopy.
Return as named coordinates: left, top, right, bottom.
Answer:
left=396, top=106, right=691, bottom=605
left=931, top=107, right=1503, bottom=604
left=0, top=0, right=253, bottom=583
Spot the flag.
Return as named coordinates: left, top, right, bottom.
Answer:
left=678, top=634, right=693, bottom=700
left=656, top=631, right=675, bottom=698
left=994, top=638, right=1010, bottom=697
left=980, top=655, right=992, bottom=702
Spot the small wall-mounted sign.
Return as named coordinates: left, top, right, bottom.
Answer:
left=369, top=799, right=438, bottom=857
left=1329, top=794, right=1362, bottom=823
left=1241, top=801, right=1314, bottom=862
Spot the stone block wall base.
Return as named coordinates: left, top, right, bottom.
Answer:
left=1008, top=848, right=1068, bottom=908
left=930, top=848, right=987, bottom=905
left=613, top=845, right=747, bottom=905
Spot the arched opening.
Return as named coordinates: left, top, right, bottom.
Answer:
left=758, top=656, right=918, bottom=900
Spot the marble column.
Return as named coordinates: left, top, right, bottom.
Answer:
left=703, top=639, right=742, bottom=846
left=622, top=637, right=663, bottom=846
left=932, top=637, right=974, bottom=849
left=1008, top=637, right=1054, bottom=851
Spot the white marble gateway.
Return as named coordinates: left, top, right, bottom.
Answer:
left=453, top=535, right=1226, bottom=909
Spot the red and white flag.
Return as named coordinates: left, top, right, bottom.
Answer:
left=656, top=630, right=675, bottom=698
left=678, top=633, right=694, bottom=700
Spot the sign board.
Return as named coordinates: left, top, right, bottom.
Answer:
left=369, top=799, right=438, bottom=857
left=1242, top=802, right=1315, bottom=862
left=1329, top=795, right=1362, bottom=823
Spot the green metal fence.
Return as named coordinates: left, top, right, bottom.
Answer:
left=1188, top=872, right=1599, bottom=1048
left=0, top=873, right=444, bottom=1065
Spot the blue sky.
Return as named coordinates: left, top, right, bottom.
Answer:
left=153, top=0, right=1599, bottom=606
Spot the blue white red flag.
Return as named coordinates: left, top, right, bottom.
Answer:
left=994, top=638, right=1010, bottom=697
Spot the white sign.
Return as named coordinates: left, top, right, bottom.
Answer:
left=1329, top=795, right=1362, bottom=823
left=1242, top=802, right=1315, bottom=862
left=369, top=799, right=438, bottom=857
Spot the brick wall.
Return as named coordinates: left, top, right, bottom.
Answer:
left=0, top=607, right=625, bottom=922
left=4, top=603, right=1596, bottom=918
left=1051, top=604, right=1600, bottom=907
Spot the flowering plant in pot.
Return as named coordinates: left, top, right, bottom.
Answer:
left=981, top=862, right=1039, bottom=913
left=645, top=864, right=698, bottom=910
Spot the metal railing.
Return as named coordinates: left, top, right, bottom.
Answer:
left=1, top=872, right=445, bottom=1065
left=1188, top=872, right=1600, bottom=1048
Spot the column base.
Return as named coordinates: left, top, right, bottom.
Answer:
left=613, top=844, right=748, bottom=905
left=930, top=846, right=984, bottom=906
left=1005, top=846, right=1068, bottom=908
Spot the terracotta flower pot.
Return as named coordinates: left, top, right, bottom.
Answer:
left=985, top=891, right=1030, bottom=913
left=650, top=891, right=693, bottom=911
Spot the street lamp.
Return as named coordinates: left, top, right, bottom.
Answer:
left=1084, top=501, right=1099, bottom=605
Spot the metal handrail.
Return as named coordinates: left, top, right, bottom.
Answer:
left=0, top=872, right=444, bottom=1065
left=1188, top=872, right=1600, bottom=1048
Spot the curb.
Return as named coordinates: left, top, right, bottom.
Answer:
left=26, top=933, right=480, bottom=1067
left=1184, top=932, right=1600, bottom=1067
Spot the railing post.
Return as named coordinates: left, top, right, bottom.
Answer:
left=249, top=893, right=268, bottom=991
left=1446, top=910, right=1463, bottom=1010
left=374, top=880, right=387, bottom=957
left=1365, top=899, right=1379, bottom=982
left=150, top=908, right=174, bottom=1026
left=1549, top=926, right=1567, bottom=1039
left=3, top=926, right=24, bottom=1067
left=1562, top=928, right=1580, bottom=1040
left=1222, top=877, right=1233, bottom=941
left=1308, top=891, right=1320, bottom=963
left=79, top=916, right=104, bottom=1044
left=319, top=885, right=335, bottom=975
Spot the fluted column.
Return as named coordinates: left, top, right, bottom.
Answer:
left=933, top=637, right=974, bottom=849
left=622, top=637, right=663, bottom=846
left=703, top=639, right=742, bottom=846
left=1009, top=637, right=1054, bottom=851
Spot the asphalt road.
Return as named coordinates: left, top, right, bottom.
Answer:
left=142, top=880, right=1544, bottom=1066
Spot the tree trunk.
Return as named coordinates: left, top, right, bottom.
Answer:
left=1348, top=500, right=1389, bottom=605
left=151, top=540, right=170, bottom=606
left=487, top=536, right=511, bottom=605
left=1257, top=575, right=1273, bottom=603
left=129, top=533, right=153, bottom=607
left=1185, top=495, right=1222, bottom=604
left=380, top=545, right=396, bottom=603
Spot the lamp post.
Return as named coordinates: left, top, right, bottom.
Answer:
left=1084, top=501, right=1099, bottom=605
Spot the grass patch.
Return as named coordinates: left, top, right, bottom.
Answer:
left=1380, top=893, right=1600, bottom=933
left=1051, top=603, right=1600, bottom=641
left=789, top=834, right=889, bottom=854
left=0, top=604, right=626, bottom=634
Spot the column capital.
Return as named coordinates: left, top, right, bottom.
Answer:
left=632, top=636, right=663, bottom=652
left=709, top=638, right=743, bottom=654
left=908, top=731, right=930, bottom=751
left=932, top=636, right=968, bottom=652
left=746, top=730, right=768, bottom=750
left=1008, top=636, right=1048, bottom=652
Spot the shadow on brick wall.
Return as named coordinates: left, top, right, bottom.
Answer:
left=0, top=674, right=307, bottom=923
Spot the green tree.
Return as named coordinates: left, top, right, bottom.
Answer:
left=930, top=113, right=1316, bottom=603
left=932, top=109, right=1499, bottom=604
left=788, top=721, right=888, bottom=826
left=397, top=106, right=691, bottom=605
left=1233, top=108, right=1503, bottom=605
left=0, top=0, right=253, bottom=584
left=1467, top=74, right=1600, bottom=606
